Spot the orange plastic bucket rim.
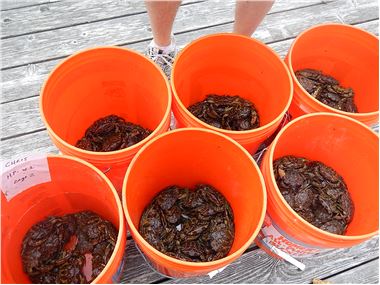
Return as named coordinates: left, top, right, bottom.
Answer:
left=122, top=127, right=267, bottom=268
left=1, top=154, right=126, bottom=284
left=170, top=33, right=294, bottom=135
left=268, top=112, right=379, bottom=241
left=287, top=22, right=379, bottom=118
left=40, top=46, right=172, bottom=160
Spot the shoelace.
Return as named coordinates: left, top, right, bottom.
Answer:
left=147, top=47, right=175, bottom=66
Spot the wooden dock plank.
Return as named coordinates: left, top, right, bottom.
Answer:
left=0, top=0, right=59, bottom=11
left=1, top=0, right=325, bottom=39
left=1, top=16, right=378, bottom=140
left=1, top=0, right=379, bottom=282
left=0, top=0, right=202, bottom=39
left=119, top=242, right=256, bottom=284
left=2, top=0, right=377, bottom=105
left=0, top=0, right=318, bottom=103
left=119, top=240, right=165, bottom=284
left=338, top=0, right=379, bottom=23
left=268, top=18, right=379, bottom=58
left=0, top=130, right=58, bottom=158
left=355, top=17, right=379, bottom=34
left=1, top=96, right=43, bottom=141
left=158, top=237, right=379, bottom=284
left=1, top=0, right=348, bottom=69
left=3, top=13, right=375, bottom=108
left=324, top=258, right=379, bottom=284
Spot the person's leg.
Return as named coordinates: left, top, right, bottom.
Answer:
left=144, top=1, right=182, bottom=78
left=233, top=0, right=274, bottom=37
left=145, top=0, right=181, bottom=47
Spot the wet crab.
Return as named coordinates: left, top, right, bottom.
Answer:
left=273, top=155, right=354, bottom=235
left=76, top=115, right=152, bottom=152
left=139, top=184, right=235, bottom=262
left=188, top=94, right=260, bottom=131
left=21, top=211, right=117, bottom=284
left=295, top=69, right=358, bottom=113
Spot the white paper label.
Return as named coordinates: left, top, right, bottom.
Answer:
left=1, top=154, right=51, bottom=201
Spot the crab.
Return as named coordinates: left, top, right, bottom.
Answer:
left=188, top=94, right=260, bottom=131
left=21, top=211, right=117, bottom=284
left=273, top=155, right=354, bottom=235
left=139, top=184, right=235, bottom=262
left=75, top=115, right=151, bottom=151
left=295, top=69, right=358, bottom=113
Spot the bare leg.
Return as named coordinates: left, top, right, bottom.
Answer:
left=233, top=0, right=274, bottom=37
left=145, top=0, right=182, bottom=46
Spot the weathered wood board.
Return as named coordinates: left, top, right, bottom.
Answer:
left=119, top=237, right=379, bottom=283
left=1, top=0, right=378, bottom=144
left=1, top=0, right=378, bottom=283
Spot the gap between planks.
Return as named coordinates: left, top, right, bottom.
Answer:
left=1, top=0, right=206, bottom=40
left=0, top=0, right=60, bottom=12
left=1, top=18, right=378, bottom=144
left=318, top=257, right=379, bottom=283
left=2, top=0, right=377, bottom=71
left=2, top=4, right=378, bottom=105
left=0, top=0, right=331, bottom=70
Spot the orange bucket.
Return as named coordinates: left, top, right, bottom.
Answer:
left=1, top=154, right=126, bottom=283
left=122, top=128, right=266, bottom=277
left=256, top=113, right=379, bottom=259
left=40, top=47, right=172, bottom=193
left=285, top=23, right=379, bottom=126
left=171, top=33, right=293, bottom=154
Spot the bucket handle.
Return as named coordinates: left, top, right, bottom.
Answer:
left=102, top=166, right=112, bottom=174
left=268, top=243, right=305, bottom=271
left=263, top=237, right=305, bottom=271
left=134, top=243, right=173, bottom=279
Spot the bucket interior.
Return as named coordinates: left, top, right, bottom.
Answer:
left=173, top=35, right=291, bottom=127
left=272, top=115, right=379, bottom=236
left=290, top=25, right=379, bottom=113
left=1, top=156, right=121, bottom=283
left=124, top=130, right=265, bottom=259
left=41, top=47, right=169, bottom=146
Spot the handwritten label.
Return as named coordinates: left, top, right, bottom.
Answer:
left=1, top=154, right=51, bottom=201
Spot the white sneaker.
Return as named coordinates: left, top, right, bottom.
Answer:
left=145, top=39, right=178, bottom=79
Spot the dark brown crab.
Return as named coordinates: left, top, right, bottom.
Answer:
left=273, top=155, right=354, bottom=235
left=76, top=115, right=152, bottom=152
left=21, top=211, right=117, bottom=284
left=188, top=94, right=260, bottom=131
left=139, top=184, right=235, bottom=262
left=295, top=69, right=358, bottom=113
